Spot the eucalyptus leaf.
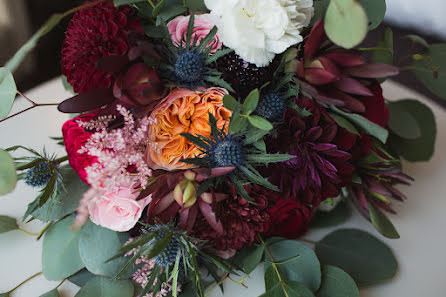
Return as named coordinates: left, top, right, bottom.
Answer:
left=263, top=267, right=315, bottom=297
left=248, top=115, right=273, bottom=131
left=39, top=288, right=59, bottom=297
left=315, top=229, right=398, bottom=285
left=0, top=215, right=18, bottom=234
left=68, top=269, right=95, bottom=287
left=310, top=202, right=352, bottom=229
left=387, top=101, right=421, bottom=140
left=79, top=220, right=131, bottom=277
left=74, top=277, right=134, bottom=297
left=0, top=293, right=8, bottom=297
left=185, top=0, right=208, bottom=11
left=404, top=34, right=429, bottom=49
left=42, top=216, right=85, bottom=280
left=316, top=265, right=359, bottom=297
left=325, top=0, right=368, bottom=49
left=372, top=28, right=394, bottom=67
left=0, top=149, right=17, bottom=196
left=368, top=201, right=400, bottom=239
left=0, top=68, right=17, bottom=120
left=358, top=0, right=386, bottom=29
left=235, top=243, right=265, bottom=274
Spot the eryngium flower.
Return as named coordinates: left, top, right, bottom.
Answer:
left=61, top=2, right=139, bottom=93
left=24, top=161, right=53, bottom=188
left=267, top=98, right=354, bottom=207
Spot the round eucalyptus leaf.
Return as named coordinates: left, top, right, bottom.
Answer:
left=358, top=0, right=386, bottom=29
left=412, top=43, right=446, bottom=99
left=0, top=68, right=17, bottom=120
left=42, top=216, right=85, bottom=280
left=387, top=102, right=421, bottom=140
left=39, top=288, right=59, bottom=297
left=317, top=265, right=359, bottom=297
left=0, top=149, right=17, bottom=196
left=315, top=229, right=398, bottom=285
left=68, top=269, right=95, bottom=287
left=265, top=240, right=321, bottom=291
left=310, top=202, right=352, bottom=229
left=324, top=0, right=368, bottom=49
left=79, top=220, right=130, bottom=277
left=74, top=276, right=134, bottom=297
left=0, top=215, right=18, bottom=234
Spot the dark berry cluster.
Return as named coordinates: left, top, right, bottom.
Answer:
left=255, top=92, right=287, bottom=122
left=155, top=232, right=181, bottom=267
left=211, top=138, right=245, bottom=167
left=24, top=162, right=53, bottom=188
left=173, top=50, right=205, bottom=86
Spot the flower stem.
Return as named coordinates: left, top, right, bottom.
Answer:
left=18, top=228, right=39, bottom=236
left=55, top=156, right=69, bottom=164
left=8, top=272, right=42, bottom=294
left=147, top=0, right=156, bottom=9
left=36, top=221, right=54, bottom=241
left=56, top=278, right=67, bottom=289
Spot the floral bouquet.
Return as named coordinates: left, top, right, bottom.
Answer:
left=0, top=0, right=443, bottom=296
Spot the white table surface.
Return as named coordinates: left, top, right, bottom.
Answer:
left=0, top=78, right=445, bottom=297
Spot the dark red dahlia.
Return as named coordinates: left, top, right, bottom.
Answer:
left=191, top=185, right=271, bottom=251
left=62, top=2, right=140, bottom=93
left=267, top=98, right=354, bottom=207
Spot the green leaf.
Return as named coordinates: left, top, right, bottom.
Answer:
left=0, top=68, right=17, bottom=120
left=316, top=265, right=359, bottom=297
left=388, top=100, right=436, bottom=161
left=247, top=115, right=273, bottom=131
left=284, top=282, right=315, bottom=297
left=61, top=75, right=75, bottom=94
left=229, top=115, right=248, bottom=134
left=246, top=153, right=294, bottom=165
left=0, top=149, right=17, bottom=196
left=39, top=289, right=59, bottom=297
left=387, top=101, right=421, bottom=139
left=157, top=4, right=186, bottom=21
left=315, top=229, right=398, bottom=285
left=223, top=95, right=239, bottom=111
left=329, top=106, right=388, bottom=143
left=142, top=231, right=173, bottom=259
left=263, top=266, right=315, bottom=297
left=152, top=0, right=166, bottom=17
left=404, top=34, right=429, bottom=49
left=235, top=243, right=265, bottom=274
left=42, top=216, right=85, bottom=280
left=242, top=89, right=260, bottom=115
left=328, top=113, right=359, bottom=135
left=185, top=0, right=208, bottom=11
left=265, top=240, right=321, bottom=291
left=358, top=0, right=386, bottom=29
left=368, top=201, right=400, bottom=239
left=0, top=293, right=9, bottom=297
left=74, top=276, right=134, bottom=297
left=68, top=269, right=95, bottom=287
left=0, top=215, right=18, bottom=234
left=114, top=0, right=146, bottom=6
left=79, top=220, right=131, bottom=277
left=5, top=14, right=64, bottom=74
left=325, top=0, right=369, bottom=49
left=310, top=202, right=352, bottom=229
left=371, top=28, right=394, bottom=67
left=238, top=165, right=278, bottom=191
left=32, top=168, right=89, bottom=221
left=412, top=43, right=446, bottom=99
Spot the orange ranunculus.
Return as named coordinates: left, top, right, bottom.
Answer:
left=146, top=87, right=232, bottom=171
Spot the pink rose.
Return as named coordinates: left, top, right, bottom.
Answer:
left=167, top=14, right=222, bottom=54
left=88, top=183, right=151, bottom=232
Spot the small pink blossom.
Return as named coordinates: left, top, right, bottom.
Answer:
left=167, top=14, right=222, bottom=54
left=88, top=182, right=151, bottom=232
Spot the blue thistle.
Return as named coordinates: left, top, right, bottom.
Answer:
left=155, top=231, right=181, bottom=267
left=173, top=50, right=205, bottom=87
left=255, top=92, right=287, bottom=122
left=210, top=137, right=245, bottom=167
left=24, top=161, right=53, bottom=188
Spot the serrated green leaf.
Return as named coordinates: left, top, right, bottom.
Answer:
left=325, top=0, right=368, bottom=49
left=242, top=89, right=260, bottom=115
left=316, top=265, right=359, bottom=297
left=246, top=153, right=294, bottom=165
left=368, top=201, right=400, bottom=239
left=0, top=215, right=18, bottom=234
left=74, top=277, right=134, bottom=297
left=247, top=115, right=273, bottom=131
left=0, top=149, right=17, bottom=195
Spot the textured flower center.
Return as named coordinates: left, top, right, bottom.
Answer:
left=255, top=92, right=286, bottom=121
left=155, top=232, right=181, bottom=266
left=211, top=138, right=244, bottom=167
left=25, top=162, right=52, bottom=188
left=174, top=51, right=205, bottom=83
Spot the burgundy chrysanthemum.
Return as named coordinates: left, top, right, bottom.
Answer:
left=267, top=98, right=354, bottom=207
left=62, top=2, right=138, bottom=93
left=191, top=185, right=271, bottom=251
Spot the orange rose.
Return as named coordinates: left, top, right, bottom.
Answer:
left=146, top=88, right=232, bottom=171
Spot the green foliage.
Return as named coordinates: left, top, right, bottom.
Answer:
left=0, top=68, right=17, bottom=120
left=242, top=89, right=260, bottom=115
left=79, top=220, right=131, bottom=278
left=0, top=149, right=17, bottom=195
left=388, top=100, right=436, bottom=162
left=310, top=202, right=352, bottom=229
left=404, top=34, right=430, bottom=49
left=114, top=0, right=146, bottom=6
left=411, top=43, right=446, bottom=99
left=234, top=243, right=265, bottom=274
left=329, top=106, right=388, bottom=143
left=185, top=0, right=207, bottom=11
left=39, top=289, right=59, bottom=297
left=42, top=216, right=85, bottom=280
left=32, top=167, right=89, bottom=221
left=315, top=229, right=398, bottom=285
left=247, top=116, right=273, bottom=131
left=368, top=201, right=400, bottom=239
left=358, top=0, right=386, bottom=29
left=68, top=269, right=95, bottom=287
left=0, top=293, right=8, bottom=297
left=371, top=28, right=394, bottom=68
left=324, top=0, right=368, bottom=49
left=74, top=277, right=134, bottom=297
left=0, top=215, right=18, bottom=234
left=316, top=265, right=359, bottom=297
left=328, top=113, right=359, bottom=135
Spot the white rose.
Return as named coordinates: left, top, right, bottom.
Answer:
left=205, top=0, right=314, bottom=67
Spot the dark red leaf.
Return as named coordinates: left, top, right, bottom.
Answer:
left=58, top=88, right=116, bottom=113
left=344, top=63, right=400, bottom=78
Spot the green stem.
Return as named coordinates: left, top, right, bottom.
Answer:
left=56, top=278, right=66, bottom=289
left=265, top=245, right=290, bottom=297
left=54, top=155, right=69, bottom=164
left=8, top=272, right=42, bottom=294
left=37, top=221, right=54, bottom=241
left=147, top=0, right=156, bottom=9
left=18, top=228, right=39, bottom=236
left=183, top=0, right=187, bottom=7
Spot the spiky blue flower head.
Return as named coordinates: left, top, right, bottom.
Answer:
left=173, top=50, right=206, bottom=87
left=255, top=92, right=287, bottom=122
left=24, top=161, right=52, bottom=188
left=210, top=136, right=245, bottom=168
left=155, top=231, right=181, bottom=267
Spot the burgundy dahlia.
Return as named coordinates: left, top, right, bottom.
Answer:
left=191, top=185, right=271, bottom=251
left=267, top=98, right=354, bottom=207
left=62, top=2, right=140, bottom=93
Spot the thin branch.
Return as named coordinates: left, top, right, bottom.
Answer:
left=17, top=90, right=36, bottom=105
left=0, top=103, right=59, bottom=124
left=8, top=272, right=42, bottom=294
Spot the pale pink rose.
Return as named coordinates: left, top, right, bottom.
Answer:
left=167, top=14, right=222, bottom=54
left=88, top=183, right=151, bottom=232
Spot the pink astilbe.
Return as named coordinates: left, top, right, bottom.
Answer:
left=74, top=105, right=155, bottom=228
